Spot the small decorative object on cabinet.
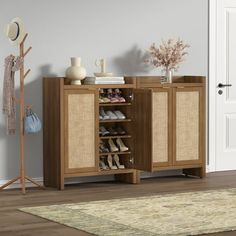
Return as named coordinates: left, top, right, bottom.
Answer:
left=94, top=58, right=112, bottom=77
left=43, top=76, right=206, bottom=190
left=146, top=39, right=190, bottom=83
left=65, top=57, right=86, bottom=85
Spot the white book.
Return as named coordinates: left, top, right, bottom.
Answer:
left=85, top=76, right=124, bottom=81
left=84, top=80, right=125, bottom=84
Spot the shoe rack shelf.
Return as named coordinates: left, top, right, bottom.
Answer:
left=100, top=135, right=132, bottom=139
left=99, top=152, right=132, bottom=156
left=99, top=119, right=132, bottom=123
left=43, top=76, right=206, bottom=190
left=99, top=103, right=132, bottom=106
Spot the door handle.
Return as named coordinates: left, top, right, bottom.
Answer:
left=218, top=83, right=232, bottom=88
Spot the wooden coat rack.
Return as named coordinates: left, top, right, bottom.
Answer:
left=0, top=33, right=44, bottom=194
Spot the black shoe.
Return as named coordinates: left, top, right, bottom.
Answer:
left=107, top=127, right=118, bottom=136
left=99, top=141, right=109, bottom=153
left=116, top=126, right=126, bottom=135
left=100, top=126, right=110, bottom=136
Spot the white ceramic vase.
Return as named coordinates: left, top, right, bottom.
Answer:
left=66, top=57, right=86, bottom=85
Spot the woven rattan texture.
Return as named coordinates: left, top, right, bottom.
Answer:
left=176, top=91, right=199, bottom=161
left=152, top=92, right=168, bottom=163
left=68, top=94, right=95, bottom=168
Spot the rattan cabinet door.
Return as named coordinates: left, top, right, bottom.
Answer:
left=64, top=89, right=98, bottom=173
left=152, top=88, right=172, bottom=167
left=173, top=87, right=203, bottom=165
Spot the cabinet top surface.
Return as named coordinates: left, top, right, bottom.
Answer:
left=43, top=76, right=206, bottom=89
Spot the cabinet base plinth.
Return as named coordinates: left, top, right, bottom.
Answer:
left=115, top=171, right=140, bottom=184
left=183, top=167, right=205, bottom=178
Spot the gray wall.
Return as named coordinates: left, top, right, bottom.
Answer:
left=0, top=0, right=208, bottom=181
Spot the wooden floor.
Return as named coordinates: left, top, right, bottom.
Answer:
left=1, top=171, right=236, bottom=236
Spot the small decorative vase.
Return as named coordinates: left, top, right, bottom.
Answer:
left=165, top=67, right=173, bottom=83
left=66, top=57, right=86, bottom=85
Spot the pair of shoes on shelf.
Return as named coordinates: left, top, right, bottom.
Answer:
left=107, top=88, right=126, bottom=103
left=108, top=138, right=129, bottom=152
left=99, top=126, right=126, bottom=136
left=99, top=88, right=126, bottom=103
left=113, top=154, right=125, bottom=169
left=99, top=89, right=111, bottom=103
left=100, top=108, right=110, bottom=120
left=99, top=140, right=109, bottom=153
left=99, top=154, right=125, bottom=170
left=99, top=156, right=109, bottom=170
left=100, top=126, right=110, bottom=136
left=116, top=138, right=129, bottom=152
left=99, top=108, right=126, bottom=120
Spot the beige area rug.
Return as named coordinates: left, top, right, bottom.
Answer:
left=19, top=188, right=236, bottom=236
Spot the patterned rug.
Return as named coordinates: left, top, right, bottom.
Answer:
left=19, top=188, right=236, bottom=236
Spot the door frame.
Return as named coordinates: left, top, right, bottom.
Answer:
left=209, top=0, right=218, bottom=172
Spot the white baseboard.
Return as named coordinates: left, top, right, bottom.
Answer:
left=0, top=177, right=43, bottom=189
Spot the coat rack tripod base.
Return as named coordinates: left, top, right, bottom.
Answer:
left=0, top=33, right=44, bottom=194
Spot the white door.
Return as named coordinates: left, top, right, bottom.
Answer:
left=215, top=0, right=236, bottom=171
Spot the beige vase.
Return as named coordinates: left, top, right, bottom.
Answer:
left=66, top=57, right=86, bottom=85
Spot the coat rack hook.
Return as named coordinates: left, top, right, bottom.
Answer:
left=23, top=46, right=32, bottom=57
left=24, top=69, right=31, bottom=79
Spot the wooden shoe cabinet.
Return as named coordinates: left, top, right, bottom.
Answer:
left=43, top=76, right=206, bottom=190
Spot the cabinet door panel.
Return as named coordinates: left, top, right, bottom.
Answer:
left=133, top=89, right=152, bottom=171
left=152, top=88, right=172, bottom=167
left=173, top=87, right=203, bottom=165
left=64, top=89, right=98, bottom=173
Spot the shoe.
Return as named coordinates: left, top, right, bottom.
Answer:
left=100, top=126, right=110, bottom=136
left=99, top=97, right=105, bottom=103
left=106, top=110, right=118, bottom=120
left=114, top=88, right=126, bottom=103
left=99, top=140, right=109, bottom=153
left=100, top=108, right=110, bottom=120
left=107, top=127, right=118, bottom=136
left=116, top=126, right=126, bottom=135
left=116, top=138, right=129, bottom=152
left=107, top=154, right=118, bottom=169
left=108, top=138, right=119, bottom=152
left=99, top=157, right=109, bottom=170
left=113, top=154, right=125, bottom=169
left=100, top=89, right=111, bottom=103
left=113, top=110, right=126, bottom=119
left=107, top=88, right=119, bottom=103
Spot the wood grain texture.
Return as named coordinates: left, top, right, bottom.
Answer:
left=0, top=171, right=236, bottom=236
left=135, top=76, right=206, bottom=178
left=43, top=77, right=64, bottom=189
left=133, top=89, right=152, bottom=172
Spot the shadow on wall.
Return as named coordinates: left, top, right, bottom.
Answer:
left=0, top=64, right=56, bottom=180
left=113, top=45, right=151, bottom=76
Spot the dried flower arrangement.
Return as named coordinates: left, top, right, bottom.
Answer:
left=147, top=38, right=190, bottom=72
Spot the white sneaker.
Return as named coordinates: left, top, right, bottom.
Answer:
left=114, top=110, right=126, bottom=119
left=100, top=108, right=110, bottom=120
left=106, top=111, right=118, bottom=120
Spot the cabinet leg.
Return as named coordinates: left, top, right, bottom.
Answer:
left=183, top=167, right=205, bottom=178
left=115, top=170, right=140, bottom=184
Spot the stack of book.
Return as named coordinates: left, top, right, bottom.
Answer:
left=83, top=76, right=125, bottom=84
